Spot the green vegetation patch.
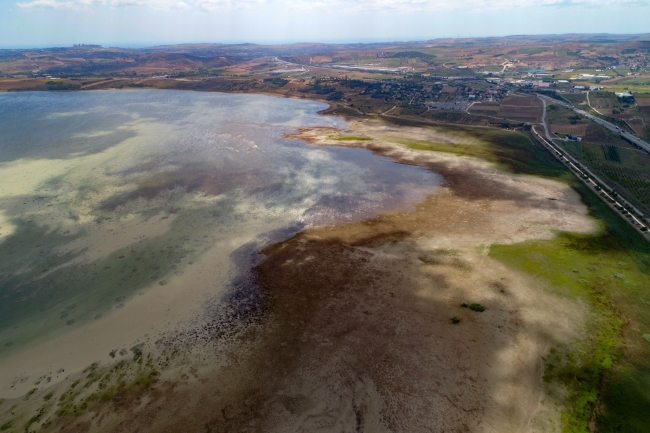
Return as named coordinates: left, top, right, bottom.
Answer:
left=460, top=302, right=485, bottom=311
left=490, top=182, right=650, bottom=432
left=468, top=303, right=485, bottom=312
left=332, top=135, right=372, bottom=141
left=491, top=232, right=637, bottom=431
left=393, top=124, right=566, bottom=179
left=44, top=81, right=80, bottom=91
left=519, top=46, right=550, bottom=55
left=398, top=138, right=494, bottom=161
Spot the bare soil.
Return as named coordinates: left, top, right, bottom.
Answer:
left=550, top=124, right=588, bottom=135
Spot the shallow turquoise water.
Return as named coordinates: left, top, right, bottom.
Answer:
left=0, top=90, right=441, bottom=360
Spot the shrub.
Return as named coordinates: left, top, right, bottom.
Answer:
left=450, top=317, right=462, bottom=324
left=45, top=81, right=80, bottom=91
left=326, top=91, right=343, bottom=101
left=469, top=303, right=485, bottom=312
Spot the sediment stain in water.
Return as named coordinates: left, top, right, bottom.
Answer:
left=0, top=90, right=440, bottom=396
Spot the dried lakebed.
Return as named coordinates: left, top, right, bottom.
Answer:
left=0, top=93, right=630, bottom=433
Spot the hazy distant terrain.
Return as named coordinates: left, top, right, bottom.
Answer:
left=1, top=34, right=649, bottom=78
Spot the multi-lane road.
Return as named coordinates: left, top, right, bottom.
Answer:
left=535, top=93, right=650, bottom=239
left=531, top=125, right=650, bottom=239
left=536, top=94, right=650, bottom=153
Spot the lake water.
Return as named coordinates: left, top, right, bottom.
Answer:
left=0, top=90, right=441, bottom=396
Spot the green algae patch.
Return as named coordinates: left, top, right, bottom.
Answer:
left=332, top=135, right=372, bottom=141
left=398, top=138, right=495, bottom=161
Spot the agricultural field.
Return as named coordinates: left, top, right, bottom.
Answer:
left=628, top=118, right=646, bottom=136
left=550, top=123, right=588, bottom=135
left=541, top=95, right=650, bottom=214
left=554, top=119, right=650, bottom=215
left=604, top=78, right=650, bottom=93
left=570, top=141, right=650, bottom=214
left=563, top=93, right=587, bottom=105
left=469, top=102, right=500, bottom=113
left=545, top=103, right=587, bottom=126
left=496, top=95, right=542, bottom=123
left=585, top=91, right=650, bottom=139
left=632, top=95, right=650, bottom=139
left=2, top=34, right=649, bottom=84
left=589, top=91, right=632, bottom=116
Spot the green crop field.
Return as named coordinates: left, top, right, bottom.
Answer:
left=559, top=137, right=650, bottom=210
left=580, top=143, right=650, bottom=209
left=606, top=83, right=650, bottom=93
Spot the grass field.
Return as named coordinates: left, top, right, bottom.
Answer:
left=602, top=77, right=650, bottom=93
left=608, top=85, right=650, bottom=93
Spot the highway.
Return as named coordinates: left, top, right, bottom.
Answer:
left=536, top=94, right=650, bottom=154
left=530, top=125, right=650, bottom=240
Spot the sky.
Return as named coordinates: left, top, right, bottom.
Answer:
left=0, top=0, right=649, bottom=48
